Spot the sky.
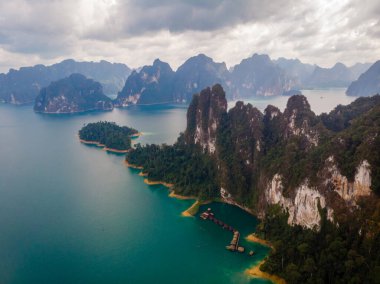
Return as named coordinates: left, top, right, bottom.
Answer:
left=0, top=0, right=379, bottom=73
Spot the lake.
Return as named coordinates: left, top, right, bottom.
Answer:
left=0, top=88, right=356, bottom=283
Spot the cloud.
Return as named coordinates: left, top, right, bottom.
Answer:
left=0, top=0, right=379, bottom=72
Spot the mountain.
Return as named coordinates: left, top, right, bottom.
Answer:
left=346, top=60, right=380, bottom=97
left=34, top=73, right=113, bottom=113
left=0, top=59, right=130, bottom=105
left=274, top=59, right=371, bottom=89
left=125, top=84, right=380, bottom=283
left=230, top=54, right=297, bottom=98
left=305, top=62, right=354, bottom=88
left=115, top=54, right=230, bottom=106
left=349, top=62, right=372, bottom=79
left=273, top=57, right=316, bottom=87
left=114, top=59, right=175, bottom=106
left=172, top=54, right=231, bottom=103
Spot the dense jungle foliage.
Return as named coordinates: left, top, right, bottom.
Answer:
left=79, top=121, right=138, bottom=150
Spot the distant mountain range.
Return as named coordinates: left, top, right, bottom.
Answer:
left=0, top=59, right=130, bottom=105
left=115, top=54, right=373, bottom=106
left=1, top=54, right=375, bottom=106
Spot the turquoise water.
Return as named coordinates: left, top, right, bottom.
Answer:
left=0, top=89, right=356, bottom=283
left=0, top=104, right=270, bottom=284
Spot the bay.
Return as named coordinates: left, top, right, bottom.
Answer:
left=0, top=104, right=269, bottom=284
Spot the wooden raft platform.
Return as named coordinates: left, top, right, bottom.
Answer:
left=200, top=208, right=251, bottom=255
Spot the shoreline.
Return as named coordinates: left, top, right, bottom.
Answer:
left=143, top=178, right=174, bottom=188
left=124, top=160, right=144, bottom=170
left=130, top=132, right=143, bottom=138
left=245, top=233, right=274, bottom=249
left=245, top=234, right=286, bottom=284
left=245, top=260, right=286, bottom=284
left=123, top=159, right=282, bottom=282
left=80, top=139, right=131, bottom=153
left=181, top=200, right=211, bottom=217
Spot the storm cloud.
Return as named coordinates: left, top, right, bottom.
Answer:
left=0, top=0, right=379, bottom=72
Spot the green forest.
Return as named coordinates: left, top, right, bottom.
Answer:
left=79, top=121, right=138, bottom=150
left=127, top=138, right=219, bottom=200
left=257, top=203, right=380, bottom=284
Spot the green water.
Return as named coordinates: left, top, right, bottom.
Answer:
left=0, top=104, right=271, bottom=284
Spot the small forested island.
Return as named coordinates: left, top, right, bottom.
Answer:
left=79, top=121, right=139, bottom=153
left=126, top=84, right=380, bottom=283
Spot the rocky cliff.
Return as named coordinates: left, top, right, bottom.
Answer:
left=114, top=59, right=175, bottom=106
left=173, top=54, right=231, bottom=103
left=230, top=54, right=297, bottom=98
left=184, top=84, right=227, bottom=153
left=34, top=74, right=113, bottom=113
left=181, top=85, right=380, bottom=229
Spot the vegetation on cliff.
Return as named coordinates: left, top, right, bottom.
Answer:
left=79, top=121, right=138, bottom=151
left=125, top=85, right=380, bottom=282
left=257, top=204, right=380, bottom=283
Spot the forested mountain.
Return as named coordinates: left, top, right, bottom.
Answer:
left=346, top=60, right=380, bottom=97
left=230, top=54, right=297, bottom=98
left=172, top=54, right=231, bottom=103
left=273, top=57, right=316, bottom=87
left=0, top=59, right=130, bottom=105
left=126, top=84, right=380, bottom=283
left=114, top=59, right=175, bottom=106
left=34, top=74, right=113, bottom=113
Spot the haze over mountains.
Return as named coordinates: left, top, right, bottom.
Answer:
left=0, top=59, right=130, bottom=104
left=346, top=60, right=380, bottom=97
left=0, top=53, right=376, bottom=106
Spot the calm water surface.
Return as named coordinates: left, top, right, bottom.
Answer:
left=0, top=89, right=355, bottom=283
left=229, top=88, right=356, bottom=114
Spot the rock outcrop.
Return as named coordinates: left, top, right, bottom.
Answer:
left=173, top=54, right=231, bottom=103
left=230, top=54, right=296, bottom=98
left=184, top=84, right=227, bottom=153
left=114, top=59, right=175, bottom=106
left=34, top=74, right=113, bottom=114
left=265, top=174, right=334, bottom=229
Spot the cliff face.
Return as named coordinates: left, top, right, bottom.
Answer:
left=114, top=59, right=175, bottom=106
left=173, top=54, right=231, bottom=103
left=34, top=74, right=113, bottom=113
left=230, top=54, right=297, bottom=98
left=184, top=84, right=227, bottom=153
left=183, top=85, right=380, bottom=229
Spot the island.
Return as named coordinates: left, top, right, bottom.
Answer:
left=34, top=73, right=114, bottom=114
left=79, top=121, right=139, bottom=153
